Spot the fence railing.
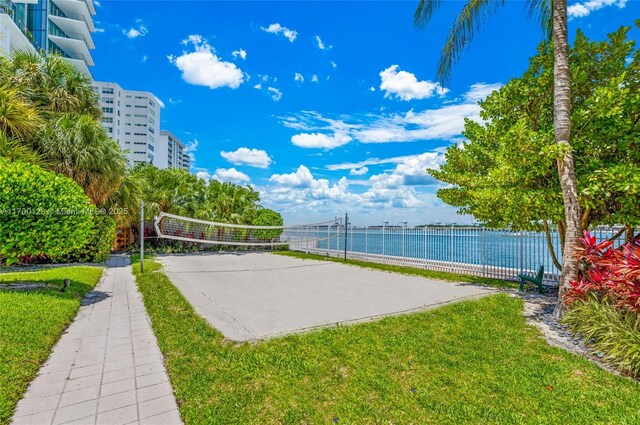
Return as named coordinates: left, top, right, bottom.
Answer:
left=283, top=225, right=627, bottom=284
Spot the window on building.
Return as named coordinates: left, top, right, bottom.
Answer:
left=102, top=88, right=114, bottom=94
left=102, top=107, right=113, bottom=114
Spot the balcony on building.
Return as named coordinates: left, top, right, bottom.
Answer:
left=0, top=0, right=38, bottom=54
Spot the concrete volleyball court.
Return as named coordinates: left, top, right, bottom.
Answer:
left=157, top=252, right=495, bottom=342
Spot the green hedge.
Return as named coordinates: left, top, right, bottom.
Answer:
left=564, top=297, right=640, bottom=377
left=252, top=207, right=284, bottom=240
left=57, top=214, right=116, bottom=263
left=0, top=159, right=93, bottom=265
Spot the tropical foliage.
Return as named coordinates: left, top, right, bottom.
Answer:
left=565, top=232, right=640, bottom=312
left=0, top=52, right=129, bottom=207
left=0, top=159, right=93, bottom=265
left=562, top=231, right=640, bottom=377
left=134, top=164, right=261, bottom=225
left=564, top=297, right=640, bottom=378
left=252, top=207, right=284, bottom=240
left=58, top=215, right=117, bottom=263
left=414, top=0, right=581, bottom=316
left=429, top=26, right=640, bottom=268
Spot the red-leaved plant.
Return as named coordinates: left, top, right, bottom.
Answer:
left=565, top=231, right=640, bottom=312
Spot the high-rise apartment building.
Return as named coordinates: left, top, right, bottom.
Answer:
left=0, top=0, right=96, bottom=76
left=0, top=1, right=37, bottom=54
left=155, top=131, right=191, bottom=171
left=181, top=150, right=192, bottom=171
left=92, top=81, right=161, bottom=166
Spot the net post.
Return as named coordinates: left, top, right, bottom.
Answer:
left=344, top=213, right=348, bottom=261
left=139, top=201, right=144, bottom=274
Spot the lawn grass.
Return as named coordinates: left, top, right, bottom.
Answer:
left=132, top=256, right=640, bottom=424
left=0, top=266, right=104, bottom=425
left=275, top=250, right=518, bottom=289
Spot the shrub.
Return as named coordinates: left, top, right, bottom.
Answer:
left=252, top=207, right=284, bottom=241
left=565, top=231, right=640, bottom=312
left=57, top=214, right=116, bottom=263
left=0, top=158, right=93, bottom=265
left=564, top=296, right=640, bottom=377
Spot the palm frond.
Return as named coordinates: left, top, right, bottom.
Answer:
left=527, top=0, right=552, bottom=38
left=437, top=0, right=504, bottom=84
left=413, top=0, right=444, bottom=29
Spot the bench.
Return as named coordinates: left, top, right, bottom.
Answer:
left=518, top=265, right=544, bottom=293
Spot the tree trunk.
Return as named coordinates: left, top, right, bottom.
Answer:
left=626, top=226, right=635, bottom=244
left=552, top=0, right=582, bottom=319
left=543, top=221, right=562, bottom=272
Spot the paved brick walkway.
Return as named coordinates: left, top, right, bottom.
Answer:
left=12, top=255, right=182, bottom=425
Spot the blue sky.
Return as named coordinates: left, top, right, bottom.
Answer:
left=91, top=0, right=638, bottom=225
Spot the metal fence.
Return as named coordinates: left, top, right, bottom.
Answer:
left=284, top=225, right=628, bottom=284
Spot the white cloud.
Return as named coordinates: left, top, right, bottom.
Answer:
left=220, top=147, right=272, bottom=168
left=213, top=167, right=251, bottom=184
left=123, top=19, right=147, bottom=39
left=330, top=60, right=337, bottom=69
left=464, top=82, right=502, bottom=102
left=369, top=86, right=376, bottom=92
left=567, top=0, right=626, bottom=18
left=142, top=55, right=148, bottom=63
left=269, top=165, right=315, bottom=187
left=261, top=23, right=298, bottom=42
left=168, top=35, right=244, bottom=90
left=267, top=87, right=283, bottom=101
left=253, top=83, right=262, bottom=90
left=315, top=35, right=332, bottom=50
left=327, top=155, right=413, bottom=171
left=376, top=152, right=444, bottom=186
left=280, top=82, right=499, bottom=149
left=262, top=161, right=444, bottom=217
left=232, top=49, right=247, bottom=60
left=354, top=103, right=481, bottom=143
left=379, top=65, right=448, bottom=101
left=350, top=166, right=368, bottom=176
left=291, top=132, right=351, bottom=149
left=294, top=73, right=304, bottom=83
left=311, top=74, right=319, bottom=83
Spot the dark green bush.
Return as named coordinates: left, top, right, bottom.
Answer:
left=252, top=207, right=284, bottom=241
left=564, top=296, right=640, bottom=377
left=0, top=158, right=93, bottom=265
left=58, top=214, right=116, bottom=263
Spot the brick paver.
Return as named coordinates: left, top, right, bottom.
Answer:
left=12, top=255, right=182, bottom=425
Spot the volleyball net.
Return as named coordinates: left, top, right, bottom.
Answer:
left=154, top=212, right=342, bottom=247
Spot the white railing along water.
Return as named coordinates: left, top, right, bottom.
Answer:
left=283, top=225, right=627, bottom=284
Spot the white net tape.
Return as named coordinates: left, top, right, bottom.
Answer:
left=154, top=212, right=342, bottom=247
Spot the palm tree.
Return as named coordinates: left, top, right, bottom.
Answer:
left=0, top=84, right=41, bottom=140
left=36, top=114, right=127, bottom=206
left=1, top=51, right=101, bottom=118
left=414, top=0, right=580, bottom=317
